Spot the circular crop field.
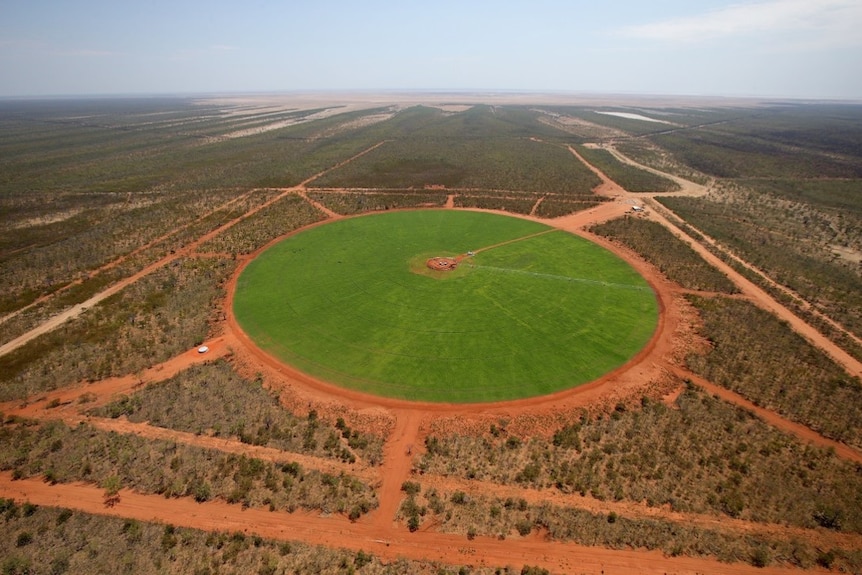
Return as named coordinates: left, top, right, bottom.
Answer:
left=234, top=210, right=658, bottom=403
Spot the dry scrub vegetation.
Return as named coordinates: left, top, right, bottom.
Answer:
left=197, top=194, right=325, bottom=256
left=418, top=385, right=862, bottom=533
left=575, top=146, right=679, bottom=193
left=685, top=295, right=862, bottom=448
left=397, top=484, right=861, bottom=571
left=308, top=190, right=448, bottom=215
left=590, top=217, right=738, bottom=293
left=0, top=256, right=233, bottom=401
left=614, top=139, right=712, bottom=186
left=533, top=198, right=606, bottom=219
left=0, top=188, right=242, bottom=313
left=309, top=106, right=602, bottom=195
left=0, top=420, right=378, bottom=518
left=659, top=189, right=862, bottom=340
left=451, top=192, right=608, bottom=217
left=0, top=500, right=470, bottom=575
left=453, top=195, right=540, bottom=215
left=90, top=360, right=384, bottom=465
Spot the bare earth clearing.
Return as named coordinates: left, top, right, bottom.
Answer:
left=2, top=117, right=860, bottom=574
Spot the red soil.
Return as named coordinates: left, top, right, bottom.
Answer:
left=426, top=256, right=459, bottom=271
left=0, top=474, right=826, bottom=575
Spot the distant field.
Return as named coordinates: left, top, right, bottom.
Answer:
left=234, top=210, right=658, bottom=402
left=309, top=106, right=602, bottom=197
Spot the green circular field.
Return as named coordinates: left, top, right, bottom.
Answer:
left=234, top=210, right=658, bottom=403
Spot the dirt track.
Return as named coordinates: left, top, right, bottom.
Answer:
left=0, top=141, right=387, bottom=359
left=0, top=474, right=828, bottom=575
left=2, top=140, right=861, bottom=574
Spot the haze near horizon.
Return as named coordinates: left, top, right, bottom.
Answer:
left=1, top=0, right=861, bottom=100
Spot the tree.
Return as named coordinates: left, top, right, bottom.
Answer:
left=102, top=474, right=122, bottom=507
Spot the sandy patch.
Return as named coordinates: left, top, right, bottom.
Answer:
left=831, top=244, right=862, bottom=265
left=6, top=209, right=86, bottom=230
left=426, top=104, right=474, bottom=113
left=217, top=118, right=310, bottom=139
left=534, top=110, right=629, bottom=140
left=595, top=111, right=675, bottom=124
left=197, top=104, right=394, bottom=143
left=306, top=112, right=397, bottom=141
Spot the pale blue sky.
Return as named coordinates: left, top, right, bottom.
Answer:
left=2, top=0, right=860, bottom=99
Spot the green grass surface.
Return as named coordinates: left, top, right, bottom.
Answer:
left=234, top=210, right=657, bottom=402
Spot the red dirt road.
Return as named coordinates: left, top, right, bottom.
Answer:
left=0, top=474, right=827, bottom=575
left=673, top=368, right=862, bottom=465
left=0, top=337, right=230, bottom=418
left=642, top=201, right=862, bottom=379
left=0, top=141, right=388, bottom=360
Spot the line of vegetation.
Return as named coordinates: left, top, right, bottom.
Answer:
left=575, top=146, right=679, bottom=193
left=657, top=193, right=862, bottom=340
left=590, top=216, right=738, bottom=293
left=0, top=188, right=241, bottom=312
left=533, top=198, right=604, bottom=219
left=0, top=420, right=377, bottom=518
left=773, top=298, right=862, bottom=364
left=396, top=483, right=860, bottom=571
left=739, top=177, right=862, bottom=217
left=0, top=499, right=466, bottom=575
left=310, top=106, right=602, bottom=195
left=418, top=384, right=862, bottom=532
left=90, top=360, right=384, bottom=465
left=197, top=194, right=325, bottom=255
left=614, top=139, right=713, bottom=185
left=0, top=190, right=285, bottom=345
left=0, top=266, right=130, bottom=347
left=713, top=249, right=862, bottom=364
left=684, top=294, right=862, bottom=448
left=0, top=256, right=233, bottom=402
left=0, top=101, right=394, bottom=196
left=648, top=197, right=862, bottom=363
left=452, top=195, right=538, bottom=215
left=307, top=191, right=448, bottom=215
left=649, top=120, right=862, bottom=179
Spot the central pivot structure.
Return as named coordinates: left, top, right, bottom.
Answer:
left=426, top=257, right=459, bottom=271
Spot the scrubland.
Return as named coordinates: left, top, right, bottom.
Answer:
left=1, top=96, right=861, bottom=574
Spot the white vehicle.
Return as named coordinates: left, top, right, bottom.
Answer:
left=197, top=346, right=209, bottom=354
